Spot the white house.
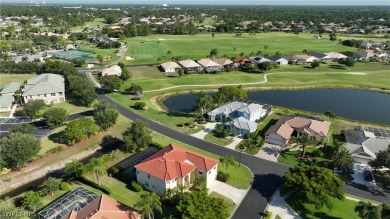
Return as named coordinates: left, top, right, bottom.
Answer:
left=207, top=100, right=272, bottom=134
left=160, top=61, right=182, bottom=72
left=178, top=59, right=203, bottom=72
left=102, top=65, right=122, bottom=77
left=22, top=74, right=66, bottom=104
left=294, top=54, right=318, bottom=63
left=197, top=58, right=223, bottom=72
left=345, top=129, right=390, bottom=164
left=325, top=52, right=348, bottom=62
left=135, top=144, right=219, bottom=196
left=268, top=56, right=289, bottom=65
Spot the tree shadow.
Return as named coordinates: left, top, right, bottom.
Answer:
left=258, top=119, right=278, bottom=137
left=166, top=111, right=197, bottom=119
left=251, top=173, right=284, bottom=202
left=328, top=64, right=346, bottom=70
left=48, top=130, right=67, bottom=145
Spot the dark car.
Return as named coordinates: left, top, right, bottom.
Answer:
left=364, top=170, right=374, bottom=181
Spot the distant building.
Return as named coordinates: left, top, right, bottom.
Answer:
left=0, top=95, right=14, bottom=112
left=160, top=61, right=182, bottom=72
left=214, top=57, right=234, bottom=68
left=197, top=58, right=223, bottom=72
left=22, top=74, right=65, bottom=104
left=135, top=144, right=219, bottom=196
left=178, top=59, right=203, bottom=72
left=0, top=82, right=21, bottom=96
left=268, top=56, right=289, bottom=65
left=325, top=52, right=347, bottom=62
left=102, top=65, right=122, bottom=77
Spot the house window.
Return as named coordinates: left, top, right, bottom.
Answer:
left=30, top=96, right=32, bottom=98
left=148, top=174, right=150, bottom=179
left=44, top=94, right=47, bottom=97
left=51, top=93, right=55, bottom=96
left=145, top=182, right=149, bottom=187
left=136, top=170, right=139, bottom=174
left=198, top=171, right=202, bottom=175
left=208, top=171, right=211, bottom=175
left=59, top=92, right=63, bottom=95
left=213, top=166, right=216, bottom=170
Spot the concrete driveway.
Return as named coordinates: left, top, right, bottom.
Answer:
left=256, top=143, right=283, bottom=162
left=191, top=122, right=217, bottom=140
left=352, top=163, right=377, bottom=187
left=266, top=190, right=301, bottom=219
left=208, top=180, right=247, bottom=204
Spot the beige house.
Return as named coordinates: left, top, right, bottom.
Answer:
left=135, top=144, right=219, bottom=196
left=325, top=52, right=348, bottom=62
left=294, top=54, right=318, bottom=63
left=197, top=58, right=223, bottom=72
left=160, top=61, right=182, bottom=72
left=178, top=59, right=203, bottom=72
left=102, top=65, right=122, bottom=77
left=22, top=74, right=65, bottom=104
left=214, top=57, right=234, bottom=68
left=265, top=115, right=331, bottom=147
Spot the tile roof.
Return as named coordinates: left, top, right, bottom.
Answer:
left=276, top=123, right=295, bottom=140
left=0, top=95, right=13, bottom=109
left=178, top=59, right=202, bottom=68
left=197, top=58, right=221, bottom=68
left=22, top=74, right=64, bottom=96
left=160, top=61, right=181, bottom=69
left=0, top=82, right=20, bottom=94
left=307, top=52, right=328, bottom=59
left=214, top=57, right=233, bottom=66
left=325, top=52, right=347, bottom=59
left=135, top=144, right=219, bottom=181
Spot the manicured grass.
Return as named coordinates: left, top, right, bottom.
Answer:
left=285, top=194, right=360, bottom=219
left=80, top=45, right=120, bottom=65
left=0, top=73, right=35, bottom=87
left=235, top=139, right=261, bottom=155
left=39, top=126, right=66, bottom=155
left=70, top=18, right=106, bottom=31
left=277, top=147, right=329, bottom=166
left=39, top=102, right=92, bottom=116
left=203, top=133, right=232, bottom=146
left=209, top=192, right=236, bottom=216
left=122, top=32, right=354, bottom=64
left=0, top=111, right=10, bottom=117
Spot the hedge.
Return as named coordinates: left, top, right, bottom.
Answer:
left=217, top=171, right=229, bottom=182
left=60, top=182, right=70, bottom=191
left=131, top=181, right=143, bottom=192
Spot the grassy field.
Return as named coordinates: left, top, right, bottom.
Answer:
left=70, top=18, right=106, bottom=31
left=122, top=32, right=354, bottom=64
left=0, top=73, right=35, bottom=87
left=285, top=195, right=360, bottom=219
left=80, top=45, right=120, bottom=65
left=204, top=133, right=233, bottom=146
left=38, top=102, right=92, bottom=117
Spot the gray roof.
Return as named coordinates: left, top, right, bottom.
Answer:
left=362, top=138, right=390, bottom=158
left=236, top=103, right=264, bottom=114
left=22, top=74, right=64, bottom=96
left=307, top=52, right=328, bottom=59
left=233, top=117, right=258, bottom=132
left=207, top=101, right=247, bottom=117
left=0, top=95, right=13, bottom=109
left=344, top=130, right=368, bottom=144
left=0, top=82, right=21, bottom=94
left=268, top=55, right=288, bottom=62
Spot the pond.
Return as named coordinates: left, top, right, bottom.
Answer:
left=162, top=89, right=390, bottom=125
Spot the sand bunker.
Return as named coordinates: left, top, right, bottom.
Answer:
left=347, top=72, right=366, bottom=75
left=126, top=56, right=134, bottom=60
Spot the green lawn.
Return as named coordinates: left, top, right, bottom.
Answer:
left=39, top=102, right=92, bottom=116
left=122, top=32, right=354, bottom=64
left=209, top=192, right=236, bottom=216
left=80, top=45, right=120, bottom=65
left=70, top=18, right=106, bottom=31
left=204, top=133, right=233, bottom=146
left=277, top=147, right=330, bottom=166
left=39, top=126, right=66, bottom=155
left=285, top=194, right=360, bottom=219
left=0, top=73, right=35, bottom=87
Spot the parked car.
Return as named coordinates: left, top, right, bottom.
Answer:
left=333, top=167, right=343, bottom=173
left=363, top=170, right=374, bottom=181
left=349, top=166, right=356, bottom=174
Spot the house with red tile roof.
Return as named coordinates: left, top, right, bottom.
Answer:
left=134, top=144, right=219, bottom=196
left=265, top=115, right=331, bottom=147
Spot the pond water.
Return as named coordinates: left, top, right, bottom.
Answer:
left=162, top=89, right=390, bottom=125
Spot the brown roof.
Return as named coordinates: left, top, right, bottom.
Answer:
left=277, top=123, right=294, bottom=140
left=135, top=144, right=219, bottom=181
left=286, top=117, right=311, bottom=131
left=214, top=57, right=233, bottom=66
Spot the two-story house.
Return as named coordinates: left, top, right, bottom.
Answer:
left=22, top=73, right=66, bottom=104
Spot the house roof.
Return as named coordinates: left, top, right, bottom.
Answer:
left=325, top=52, right=347, bottom=59
left=178, top=59, right=202, bottom=68
left=233, top=57, right=251, bottom=63
left=249, top=56, right=274, bottom=63
left=309, top=119, right=331, bottom=137
left=0, top=95, right=13, bottom=109
left=207, top=101, right=247, bottom=117
left=214, top=57, right=233, bottom=66
left=23, top=74, right=64, bottom=96
left=232, top=117, right=258, bottom=132
left=341, top=51, right=363, bottom=59
left=276, top=123, right=295, bottom=140
left=294, top=54, right=316, bottom=61
left=282, top=55, right=305, bottom=61
left=354, top=50, right=375, bottom=59
left=236, top=103, right=264, bottom=114
left=361, top=138, right=390, bottom=158
left=0, top=82, right=20, bottom=94
left=135, top=144, right=219, bottom=181
left=197, top=58, right=221, bottom=68
left=308, top=52, right=329, bottom=59
left=102, top=65, right=122, bottom=76
left=268, top=55, right=288, bottom=62
left=160, top=61, right=181, bottom=69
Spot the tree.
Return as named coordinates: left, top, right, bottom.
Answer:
left=64, top=117, right=99, bottom=145
left=122, top=120, right=152, bottom=152
left=258, top=62, right=273, bottom=72
left=128, top=83, right=143, bottom=95
left=210, top=48, right=218, bottom=59
left=329, top=32, right=337, bottom=41
left=23, top=99, right=45, bottom=118
left=219, top=155, right=236, bottom=175
left=94, top=101, right=119, bottom=130
left=214, top=86, right=247, bottom=104
left=355, top=201, right=381, bottom=219
left=134, top=102, right=147, bottom=110
left=249, top=30, right=256, bottom=38
left=177, top=191, right=229, bottom=219
left=332, top=147, right=353, bottom=171
left=290, top=134, right=316, bottom=157
left=0, top=133, right=41, bottom=169
left=324, top=111, right=336, bottom=120
left=22, top=191, right=43, bottom=212
left=263, top=45, right=269, bottom=51
left=135, top=192, right=162, bottom=219
left=120, top=67, right=131, bottom=81
left=196, top=92, right=214, bottom=115
left=65, top=159, right=85, bottom=179
left=9, top=123, right=35, bottom=135
left=43, top=108, right=69, bottom=129
left=344, top=57, right=355, bottom=69
left=100, top=75, right=123, bottom=90
left=192, top=176, right=207, bottom=191
left=311, top=60, right=320, bottom=68
left=382, top=203, right=390, bottom=219
left=41, top=177, right=61, bottom=196
left=369, top=145, right=390, bottom=168
left=96, top=54, right=104, bottom=66
left=284, top=163, right=344, bottom=209
left=85, top=157, right=106, bottom=186
left=211, top=32, right=215, bottom=39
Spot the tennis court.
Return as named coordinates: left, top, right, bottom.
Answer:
left=52, top=50, right=95, bottom=61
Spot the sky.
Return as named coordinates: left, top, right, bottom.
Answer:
left=5, top=0, right=390, bottom=5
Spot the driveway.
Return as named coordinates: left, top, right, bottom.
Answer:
left=191, top=122, right=217, bottom=139
left=352, top=163, right=377, bottom=187
left=266, top=190, right=301, bottom=219
left=208, top=180, right=247, bottom=204
left=255, top=143, right=283, bottom=162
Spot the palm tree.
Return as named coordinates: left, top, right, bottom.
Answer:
left=209, top=48, right=218, bottom=59
left=65, top=159, right=84, bottom=179
left=332, top=147, right=353, bottom=171
left=291, top=134, right=316, bottom=157
left=85, top=157, right=106, bottom=186
left=135, top=192, right=162, bottom=219
left=219, top=155, right=236, bottom=175
left=193, top=176, right=206, bottom=191
left=355, top=201, right=381, bottom=219
left=196, top=92, right=213, bottom=115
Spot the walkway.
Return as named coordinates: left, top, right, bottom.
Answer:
left=191, top=122, right=217, bottom=139
left=255, top=143, right=283, bottom=162
left=266, top=190, right=301, bottom=219
left=225, top=136, right=244, bottom=150
left=208, top=180, right=247, bottom=204
left=9, top=105, right=17, bottom=117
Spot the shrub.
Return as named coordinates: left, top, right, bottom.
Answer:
left=263, top=211, right=272, bottom=217
left=177, top=123, right=184, bottom=127
left=131, top=181, right=143, bottom=192
left=46, top=145, right=65, bottom=154
left=243, top=133, right=250, bottom=139
left=184, top=122, right=191, bottom=126
left=313, top=149, right=324, bottom=157
left=60, top=182, right=70, bottom=191
left=131, top=97, right=141, bottom=101
left=150, top=142, right=163, bottom=148
left=134, top=102, right=147, bottom=110
left=217, top=171, right=229, bottom=182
